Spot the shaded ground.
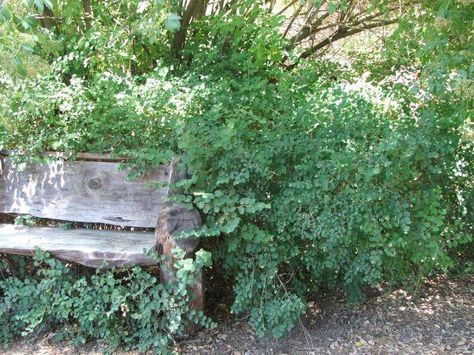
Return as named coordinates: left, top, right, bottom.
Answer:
left=178, top=275, right=473, bottom=354
left=3, top=276, right=473, bottom=354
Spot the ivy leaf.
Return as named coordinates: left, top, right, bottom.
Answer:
left=20, top=19, right=31, bottom=30
left=165, top=12, right=181, bottom=31
left=0, top=5, right=12, bottom=22
left=221, top=217, right=241, bottom=234
left=34, top=0, right=44, bottom=14
left=12, top=58, right=27, bottom=77
left=43, top=0, right=53, bottom=10
left=327, top=1, right=339, bottom=14
left=195, top=249, right=212, bottom=267
left=21, top=44, right=34, bottom=54
left=319, top=174, right=329, bottom=190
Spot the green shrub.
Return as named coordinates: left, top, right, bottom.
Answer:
left=1, top=62, right=472, bottom=337
left=0, top=249, right=213, bottom=353
left=0, top=0, right=471, bottom=341
left=175, top=72, right=472, bottom=323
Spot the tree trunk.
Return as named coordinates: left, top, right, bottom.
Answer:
left=82, top=0, right=92, bottom=30
left=172, top=0, right=209, bottom=58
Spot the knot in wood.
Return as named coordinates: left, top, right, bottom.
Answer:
left=86, top=177, right=102, bottom=190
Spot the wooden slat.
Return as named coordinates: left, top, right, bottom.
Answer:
left=0, top=150, right=125, bottom=162
left=0, top=157, right=170, bottom=227
left=0, top=224, right=157, bottom=268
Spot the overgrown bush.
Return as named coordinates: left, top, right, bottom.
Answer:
left=173, top=72, right=472, bottom=332
left=0, top=0, right=472, bottom=343
left=0, top=249, right=213, bottom=352
left=1, top=61, right=471, bottom=337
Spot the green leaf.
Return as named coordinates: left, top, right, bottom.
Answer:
left=0, top=5, right=12, bottom=22
left=34, top=0, right=44, bottom=14
left=327, top=1, right=339, bottom=14
left=195, top=249, right=212, bottom=267
left=43, top=0, right=53, bottom=10
left=165, top=12, right=181, bottom=31
left=21, top=44, right=34, bottom=54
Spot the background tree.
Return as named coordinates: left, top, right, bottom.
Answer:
left=0, top=0, right=412, bottom=76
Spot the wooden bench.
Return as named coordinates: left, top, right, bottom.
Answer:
left=0, top=151, right=203, bottom=309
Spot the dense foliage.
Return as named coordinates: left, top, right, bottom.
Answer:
left=0, top=0, right=472, bottom=348
left=0, top=249, right=213, bottom=352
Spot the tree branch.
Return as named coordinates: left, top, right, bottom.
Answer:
left=292, top=6, right=399, bottom=40
left=289, top=11, right=331, bottom=45
left=288, top=17, right=399, bottom=69
left=283, top=3, right=303, bottom=38
left=287, top=1, right=402, bottom=47
left=276, top=0, right=299, bottom=16
left=82, top=0, right=92, bottom=30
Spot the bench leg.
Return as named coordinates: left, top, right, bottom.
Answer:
left=156, top=203, right=204, bottom=330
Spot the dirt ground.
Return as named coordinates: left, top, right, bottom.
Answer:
left=3, top=275, right=473, bottom=354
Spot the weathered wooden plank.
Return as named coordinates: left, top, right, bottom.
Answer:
left=156, top=202, right=204, bottom=317
left=0, top=224, right=157, bottom=268
left=0, top=157, right=170, bottom=227
left=0, top=150, right=124, bottom=162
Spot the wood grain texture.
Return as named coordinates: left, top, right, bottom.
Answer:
left=156, top=202, right=204, bottom=316
left=0, top=224, right=157, bottom=268
left=0, top=157, right=170, bottom=227
left=0, top=150, right=125, bottom=162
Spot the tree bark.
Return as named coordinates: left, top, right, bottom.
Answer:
left=82, top=0, right=92, bottom=30
left=172, top=0, right=209, bottom=57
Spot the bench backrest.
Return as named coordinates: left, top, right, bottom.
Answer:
left=0, top=154, right=170, bottom=228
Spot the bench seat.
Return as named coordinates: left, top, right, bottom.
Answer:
left=0, top=152, right=204, bottom=315
left=0, top=224, right=157, bottom=268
